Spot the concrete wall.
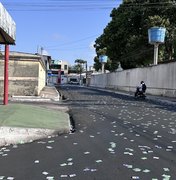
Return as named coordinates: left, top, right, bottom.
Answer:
left=90, top=62, right=176, bottom=97
left=38, top=62, right=46, bottom=94
left=0, top=52, right=46, bottom=96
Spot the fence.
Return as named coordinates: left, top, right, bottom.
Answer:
left=90, top=62, right=176, bottom=97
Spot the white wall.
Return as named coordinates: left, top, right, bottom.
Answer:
left=90, top=62, right=176, bottom=97
left=38, top=62, right=46, bottom=95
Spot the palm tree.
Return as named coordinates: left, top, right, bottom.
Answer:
left=75, top=59, right=87, bottom=85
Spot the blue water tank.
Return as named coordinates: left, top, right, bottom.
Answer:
left=99, top=55, right=108, bottom=63
left=148, top=27, right=166, bottom=44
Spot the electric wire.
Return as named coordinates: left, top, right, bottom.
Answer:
left=47, top=46, right=91, bottom=51
left=2, top=1, right=120, bottom=11
left=2, top=0, right=173, bottom=60
left=2, top=1, right=176, bottom=12
left=45, top=34, right=98, bottom=49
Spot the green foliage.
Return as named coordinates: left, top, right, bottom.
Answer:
left=94, top=0, right=176, bottom=70
left=74, top=59, right=87, bottom=74
left=68, top=65, right=78, bottom=74
left=75, top=59, right=87, bottom=64
left=93, top=56, right=102, bottom=71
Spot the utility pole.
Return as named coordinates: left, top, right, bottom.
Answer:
left=85, top=61, right=88, bottom=86
left=3, top=45, right=9, bottom=105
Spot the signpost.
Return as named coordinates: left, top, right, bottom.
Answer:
left=0, top=2, right=16, bottom=105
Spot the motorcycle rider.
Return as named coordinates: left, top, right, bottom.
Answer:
left=135, top=81, right=147, bottom=97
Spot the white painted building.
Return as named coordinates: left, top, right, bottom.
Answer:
left=48, top=59, right=69, bottom=85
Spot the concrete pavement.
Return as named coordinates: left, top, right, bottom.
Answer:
left=0, top=85, right=70, bottom=147
left=88, top=86, right=176, bottom=106
left=10, top=85, right=60, bottom=102
left=0, top=84, right=175, bottom=148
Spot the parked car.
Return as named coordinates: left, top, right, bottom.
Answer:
left=69, top=80, right=79, bottom=85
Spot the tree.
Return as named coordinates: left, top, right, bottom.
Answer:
left=93, top=47, right=115, bottom=72
left=74, top=59, right=87, bottom=84
left=74, top=59, right=87, bottom=73
left=68, top=65, right=78, bottom=74
left=94, top=0, right=176, bottom=70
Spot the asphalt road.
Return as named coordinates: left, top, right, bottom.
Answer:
left=0, top=85, right=176, bottom=180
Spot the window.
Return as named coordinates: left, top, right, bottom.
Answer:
left=64, top=65, right=67, bottom=70
left=50, top=64, right=61, bottom=69
left=61, top=71, right=64, bottom=75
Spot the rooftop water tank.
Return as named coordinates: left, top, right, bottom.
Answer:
left=148, top=27, right=166, bottom=44
left=99, top=55, right=108, bottom=63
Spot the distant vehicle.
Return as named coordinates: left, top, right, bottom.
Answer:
left=68, top=78, right=79, bottom=85
left=69, top=81, right=79, bottom=85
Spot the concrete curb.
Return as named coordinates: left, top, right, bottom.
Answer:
left=0, top=85, right=71, bottom=147
left=0, top=126, right=70, bottom=147
left=9, top=86, right=60, bottom=102
left=10, top=95, right=60, bottom=103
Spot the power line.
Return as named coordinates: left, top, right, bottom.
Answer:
left=45, top=34, right=98, bottom=48
left=123, top=1, right=176, bottom=6
left=2, top=1, right=120, bottom=11
left=5, top=7, right=117, bottom=12
left=121, top=1, right=176, bottom=9
left=2, top=1, right=176, bottom=12
left=47, top=46, right=91, bottom=51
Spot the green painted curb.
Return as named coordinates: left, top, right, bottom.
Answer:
left=0, top=104, right=69, bottom=130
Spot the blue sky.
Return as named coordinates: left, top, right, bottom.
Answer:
left=1, top=0, right=121, bottom=67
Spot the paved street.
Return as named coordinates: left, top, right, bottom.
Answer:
left=0, top=85, right=176, bottom=180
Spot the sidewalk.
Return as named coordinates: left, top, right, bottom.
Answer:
left=117, top=90, right=176, bottom=105
left=88, top=86, right=176, bottom=106
left=0, top=86, right=70, bottom=147
left=10, top=85, right=60, bottom=102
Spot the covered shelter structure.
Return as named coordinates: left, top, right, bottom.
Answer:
left=0, top=2, right=16, bottom=105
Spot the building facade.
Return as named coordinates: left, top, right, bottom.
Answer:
left=0, top=51, right=51, bottom=96
left=48, top=59, right=69, bottom=85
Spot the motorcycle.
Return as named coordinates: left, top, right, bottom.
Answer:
left=134, top=86, right=146, bottom=99
left=134, top=91, right=146, bottom=99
